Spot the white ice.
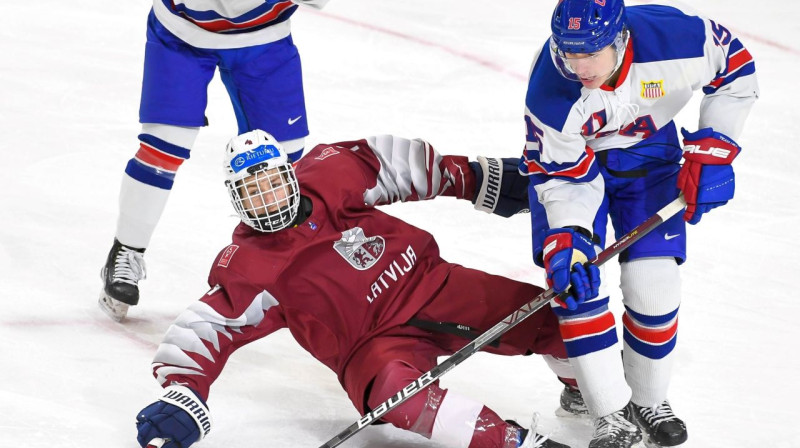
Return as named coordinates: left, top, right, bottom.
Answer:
left=1, top=0, right=798, bottom=447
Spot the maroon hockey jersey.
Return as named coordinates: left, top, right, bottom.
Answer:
left=151, top=136, right=477, bottom=399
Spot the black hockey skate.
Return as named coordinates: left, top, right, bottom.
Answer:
left=555, top=384, right=590, bottom=418
left=99, top=239, right=146, bottom=321
left=629, top=401, right=687, bottom=447
left=589, top=405, right=643, bottom=448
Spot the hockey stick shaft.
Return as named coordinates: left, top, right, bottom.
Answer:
left=319, top=195, right=686, bottom=448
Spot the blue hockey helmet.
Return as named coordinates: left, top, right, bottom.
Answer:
left=551, top=0, right=627, bottom=54
left=549, top=0, right=629, bottom=82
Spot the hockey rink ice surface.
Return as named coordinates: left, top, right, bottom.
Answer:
left=1, top=0, right=798, bottom=446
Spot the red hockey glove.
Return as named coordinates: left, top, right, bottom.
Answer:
left=677, top=128, right=741, bottom=224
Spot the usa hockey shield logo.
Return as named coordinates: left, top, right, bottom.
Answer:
left=333, top=227, right=385, bottom=270
left=640, top=80, right=665, bottom=99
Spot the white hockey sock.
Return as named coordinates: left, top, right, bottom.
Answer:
left=115, top=124, right=199, bottom=248
left=116, top=176, right=172, bottom=249
left=620, top=257, right=681, bottom=407
left=541, top=354, right=575, bottom=381
left=568, top=346, right=631, bottom=417
left=551, top=261, right=631, bottom=417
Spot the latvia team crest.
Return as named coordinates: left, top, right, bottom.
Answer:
left=640, top=80, right=665, bottom=99
left=333, top=227, right=385, bottom=270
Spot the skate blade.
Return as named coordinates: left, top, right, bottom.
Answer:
left=642, top=436, right=685, bottom=448
left=98, top=292, right=129, bottom=322
left=554, top=407, right=591, bottom=420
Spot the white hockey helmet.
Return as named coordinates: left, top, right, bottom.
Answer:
left=223, top=130, right=300, bottom=232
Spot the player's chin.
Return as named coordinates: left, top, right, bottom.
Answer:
left=579, top=77, right=603, bottom=89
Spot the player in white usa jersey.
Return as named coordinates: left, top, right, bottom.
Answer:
left=98, top=0, right=330, bottom=321
left=520, top=1, right=758, bottom=447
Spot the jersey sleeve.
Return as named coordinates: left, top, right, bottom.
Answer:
left=357, top=135, right=477, bottom=206
left=150, top=270, right=286, bottom=400
left=521, top=117, right=605, bottom=231
left=697, top=15, right=759, bottom=139
left=291, top=0, right=330, bottom=9
left=520, top=46, right=605, bottom=231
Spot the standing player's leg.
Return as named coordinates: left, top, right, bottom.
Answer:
left=611, top=156, right=688, bottom=447
left=528, top=185, right=640, bottom=447
left=99, top=12, right=216, bottom=320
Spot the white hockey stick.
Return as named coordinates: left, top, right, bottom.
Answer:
left=318, top=195, right=687, bottom=448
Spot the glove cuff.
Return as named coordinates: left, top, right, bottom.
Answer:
left=159, top=385, right=213, bottom=440
left=543, top=227, right=596, bottom=267
left=473, top=156, right=502, bottom=214
left=563, top=225, right=593, bottom=240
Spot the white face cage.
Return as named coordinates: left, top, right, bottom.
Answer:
left=549, top=28, right=629, bottom=83
left=226, top=163, right=300, bottom=233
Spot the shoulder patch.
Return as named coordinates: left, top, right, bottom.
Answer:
left=218, top=245, right=239, bottom=268
left=315, top=146, right=341, bottom=160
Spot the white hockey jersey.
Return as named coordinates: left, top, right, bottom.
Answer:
left=152, top=0, right=329, bottom=49
left=520, top=2, right=759, bottom=231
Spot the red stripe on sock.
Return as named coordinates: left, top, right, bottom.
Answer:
left=622, top=313, right=678, bottom=345
left=559, top=311, right=616, bottom=340
left=135, top=142, right=185, bottom=171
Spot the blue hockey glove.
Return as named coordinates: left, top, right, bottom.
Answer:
left=136, top=386, right=212, bottom=448
left=470, top=156, right=530, bottom=217
left=542, top=227, right=600, bottom=310
left=678, top=127, right=741, bottom=225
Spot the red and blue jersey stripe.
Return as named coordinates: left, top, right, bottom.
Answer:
left=703, top=38, right=756, bottom=94
left=162, top=0, right=298, bottom=35
left=520, top=145, right=600, bottom=186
